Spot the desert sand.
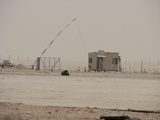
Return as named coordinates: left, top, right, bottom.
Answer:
left=0, top=66, right=160, bottom=120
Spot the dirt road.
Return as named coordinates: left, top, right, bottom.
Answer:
left=0, top=69, right=160, bottom=119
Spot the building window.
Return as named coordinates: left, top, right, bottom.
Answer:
left=115, top=58, right=118, bottom=65
left=89, top=58, right=92, bottom=63
left=112, top=58, right=118, bottom=65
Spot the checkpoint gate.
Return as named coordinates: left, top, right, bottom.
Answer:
left=36, top=57, right=60, bottom=71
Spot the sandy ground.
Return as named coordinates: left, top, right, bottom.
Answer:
left=1, top=102, right=160, bottom=120
left=0, top=67, right=160, bottom=119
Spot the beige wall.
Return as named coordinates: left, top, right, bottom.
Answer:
left=104, top=52, right=119, bottom=71
left=88, top=52, right=97, bottom=70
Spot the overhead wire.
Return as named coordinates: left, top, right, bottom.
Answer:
left=33, top=18, right=87, bottom=67
left=75, top=19, right=87, bottom=55
left=33, top=18, right=77, bottom=66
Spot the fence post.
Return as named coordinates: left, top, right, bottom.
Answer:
left=54, top=58, right=55, bottom=70
left=49, top=58, right=50, bottom=70
left=141, top=59, right=143, bottom=72
left=59, top=58, right=60, bottom=70
left=134, top=60, right=135, bottom=72
left=37, top=57, right=40, bottom=70
left=44, top=57, right=45, bottom=71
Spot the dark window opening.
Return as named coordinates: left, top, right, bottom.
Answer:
left=115, top=58, right=118, bottom=65
left=112, top=58, right=118, bottom=65
left=89, top=58, right=92, bottom=63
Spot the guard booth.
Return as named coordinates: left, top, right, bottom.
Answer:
left=88, top=50, right=121, bottom=72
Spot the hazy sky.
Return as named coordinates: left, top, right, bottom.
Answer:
left=0, top=0, right=160, bottom=62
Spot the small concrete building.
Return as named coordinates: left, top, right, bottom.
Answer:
left=88, top=50, right=121, bottom=72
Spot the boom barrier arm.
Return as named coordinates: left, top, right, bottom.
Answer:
left=33, top=18, right=77, bottom=67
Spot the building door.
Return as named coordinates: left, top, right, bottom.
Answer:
left=97, top=57, right=104, bottom=71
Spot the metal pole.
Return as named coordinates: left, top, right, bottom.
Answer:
left=54, top=58, right=55, bottom=70
left=49, top=58, right=50, bottom=70
left=134, top=60, right=135, bottom=72
left=59, top=58, right=60, bottom=70
left=141, top=59, right=143, bottom=72
left=109, top=60, right=110, bottom=71
left=99, top=58, right=101, bottom=71
left=44, top=57, right=45, bottom=71
left=9, top=55, right=10, bottom=63
left=37, top=57, right=40, bottom=70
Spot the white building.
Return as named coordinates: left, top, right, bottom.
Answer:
left=88, top=50, right=121, bottom=72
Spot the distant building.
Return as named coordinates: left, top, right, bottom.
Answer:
left=88, top=50, right=121, bottom=72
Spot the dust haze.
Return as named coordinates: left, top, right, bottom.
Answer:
left=0, top=0, right=160, bottom=62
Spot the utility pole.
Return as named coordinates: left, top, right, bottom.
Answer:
left=141, top=59, right=143, bottom=73
left=9, top=55, right=10, bottom=63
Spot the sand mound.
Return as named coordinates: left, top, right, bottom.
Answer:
left=16, top=64, right=28, bottom=69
